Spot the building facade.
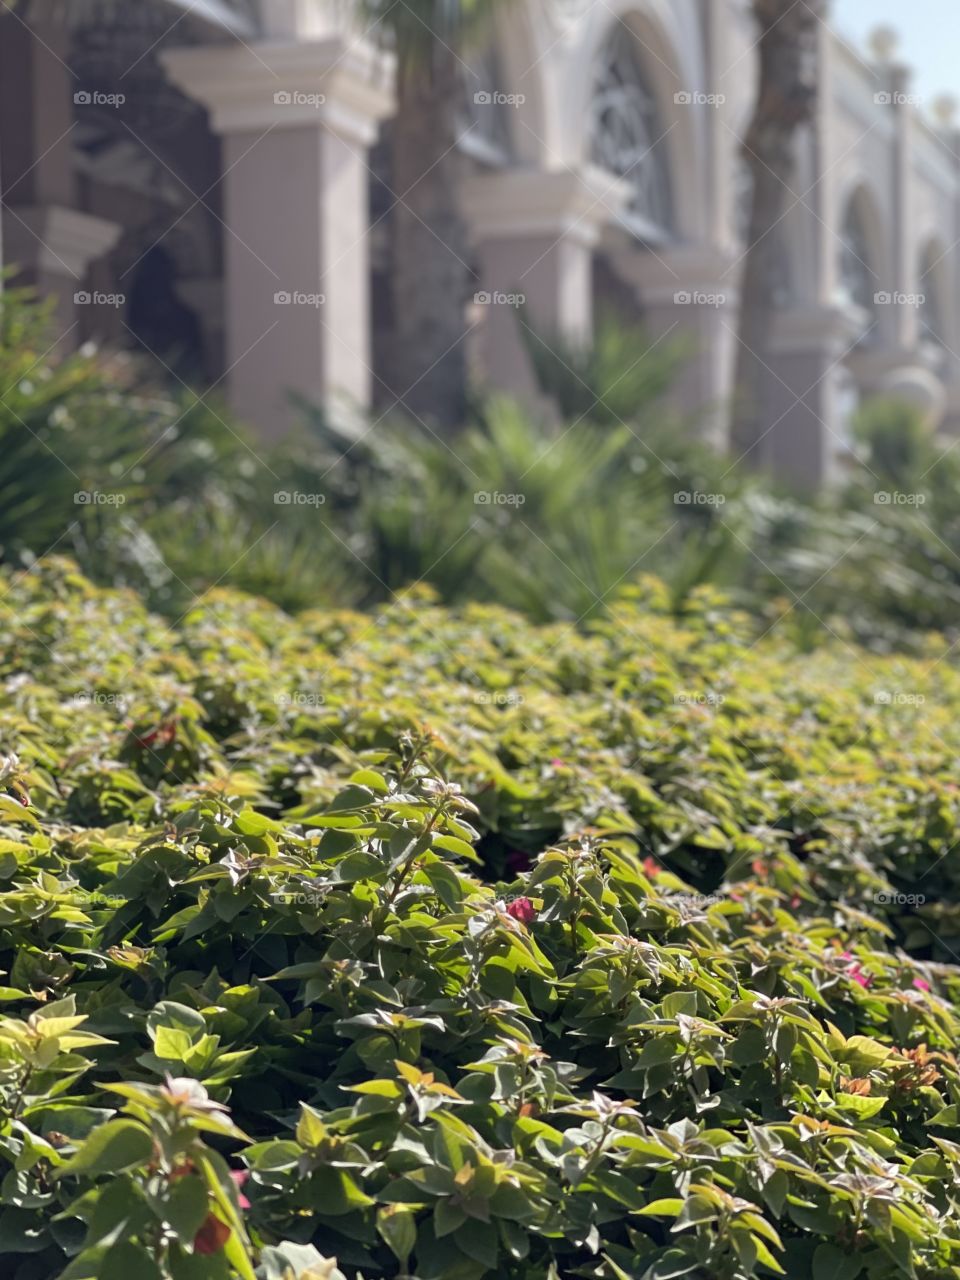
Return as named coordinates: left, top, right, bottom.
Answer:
left=2, top=0, right=959, bottom=486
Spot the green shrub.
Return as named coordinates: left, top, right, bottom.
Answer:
left=1, top=562, right=960, bottom=1277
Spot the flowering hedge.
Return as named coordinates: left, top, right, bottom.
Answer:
left=2, top=561, right=960, bottom=1279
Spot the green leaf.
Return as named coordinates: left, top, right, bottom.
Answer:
left=636, top=1199, right=685, bottom=1217
left=164, top=1175, right=210, bottom=1241
left=812, top=1243, right=863, bottom=1280
left=101, top=1242, right=164, bottom=1280
left=57, top=1121, right=154, bottom=1177
left=432, top=834, right=480, bottom=863
left=455, top=1218, right=499, bottom=1268
left=84, top=1180, right=146, bottom=1247
left=377, top=1205, right=417, bottom=1265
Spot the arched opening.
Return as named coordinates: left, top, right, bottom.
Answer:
left=837, top=187, right=885, bottom=345
left=588, top=24, right=674, bottom=244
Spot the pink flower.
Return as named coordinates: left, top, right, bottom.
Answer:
left=506, top=897, right=536, bottom=924
left=913, top=977, right=931, bottom=993
left=229, top=1169, right=251, bottom=1209
left=550, top=758, right=566, bottom=768
left=848, top=964, right=873, bottom=989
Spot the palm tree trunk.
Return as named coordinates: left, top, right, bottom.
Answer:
left=732, top=0, right=827, bottom=463
left=386, top=39, right=470, bottom=430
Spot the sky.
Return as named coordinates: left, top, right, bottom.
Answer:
left=833, top=0, right=959, bottom=109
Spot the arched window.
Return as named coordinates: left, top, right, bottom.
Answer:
left=838, top=199, right=875, bottom=313
left=589, top=27, right=673, bottom=237
left=459, top=46, right=514, bottom=166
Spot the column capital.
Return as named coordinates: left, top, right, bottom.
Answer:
left=4, top=205, right=120, bottom=280
left=769, top=304, right=867, bottom=356
left=608, top=242, right=741, bottom=306
left=463, top=165, right=632, bottom=248
left=161, top=36, right=395, bottom=145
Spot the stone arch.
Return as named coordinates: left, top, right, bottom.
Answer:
left=483, top=1, right=550, bottom=166
left=836, top=180, right=890, bottom=341
left=568, top=2, right=704, bottom=241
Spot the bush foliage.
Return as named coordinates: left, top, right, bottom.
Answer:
left=0, top=562, right=959, bottom=1279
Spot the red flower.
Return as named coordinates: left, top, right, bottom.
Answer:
left=506, top=897, right=536, bottom=924
left=913, top=977, right=931, bottom=993
left=230, top=1169, right=251, bottom=1209
left=641, top=857, right=660, bottom=879
left=194, top=1213, right=231, bottom=1255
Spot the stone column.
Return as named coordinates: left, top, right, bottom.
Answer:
left=813, top=12, right=839, bottom=307
left=889, top=62, right=918, bottom=350
left=762, top=307, right=863, bottom=488
left=935, top=103, right=960, bottom=435
left=162, top=37, right=394, bottom=435
left=607, top=245, right=739, bottom=447
left=463, top=166, right=629, bottom=402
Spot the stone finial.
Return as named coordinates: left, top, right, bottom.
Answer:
left=932, top=94, right=959, bottom=128
left=868, top=25, right=900, bottom=64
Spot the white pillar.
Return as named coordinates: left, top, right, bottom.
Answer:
left=940, top=113, right=960, bottom=435
left=889, top=63, right=918, bottom=350
left=607, top=244, right=739, bottom=448
left=163, top=38, right=393, bottom=436
left=763, top=307, right=862, bottom=487
left=463, top=167, right=629, bottom=401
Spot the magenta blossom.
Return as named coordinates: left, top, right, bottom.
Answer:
left=506, top=897, right=536, bottom=924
